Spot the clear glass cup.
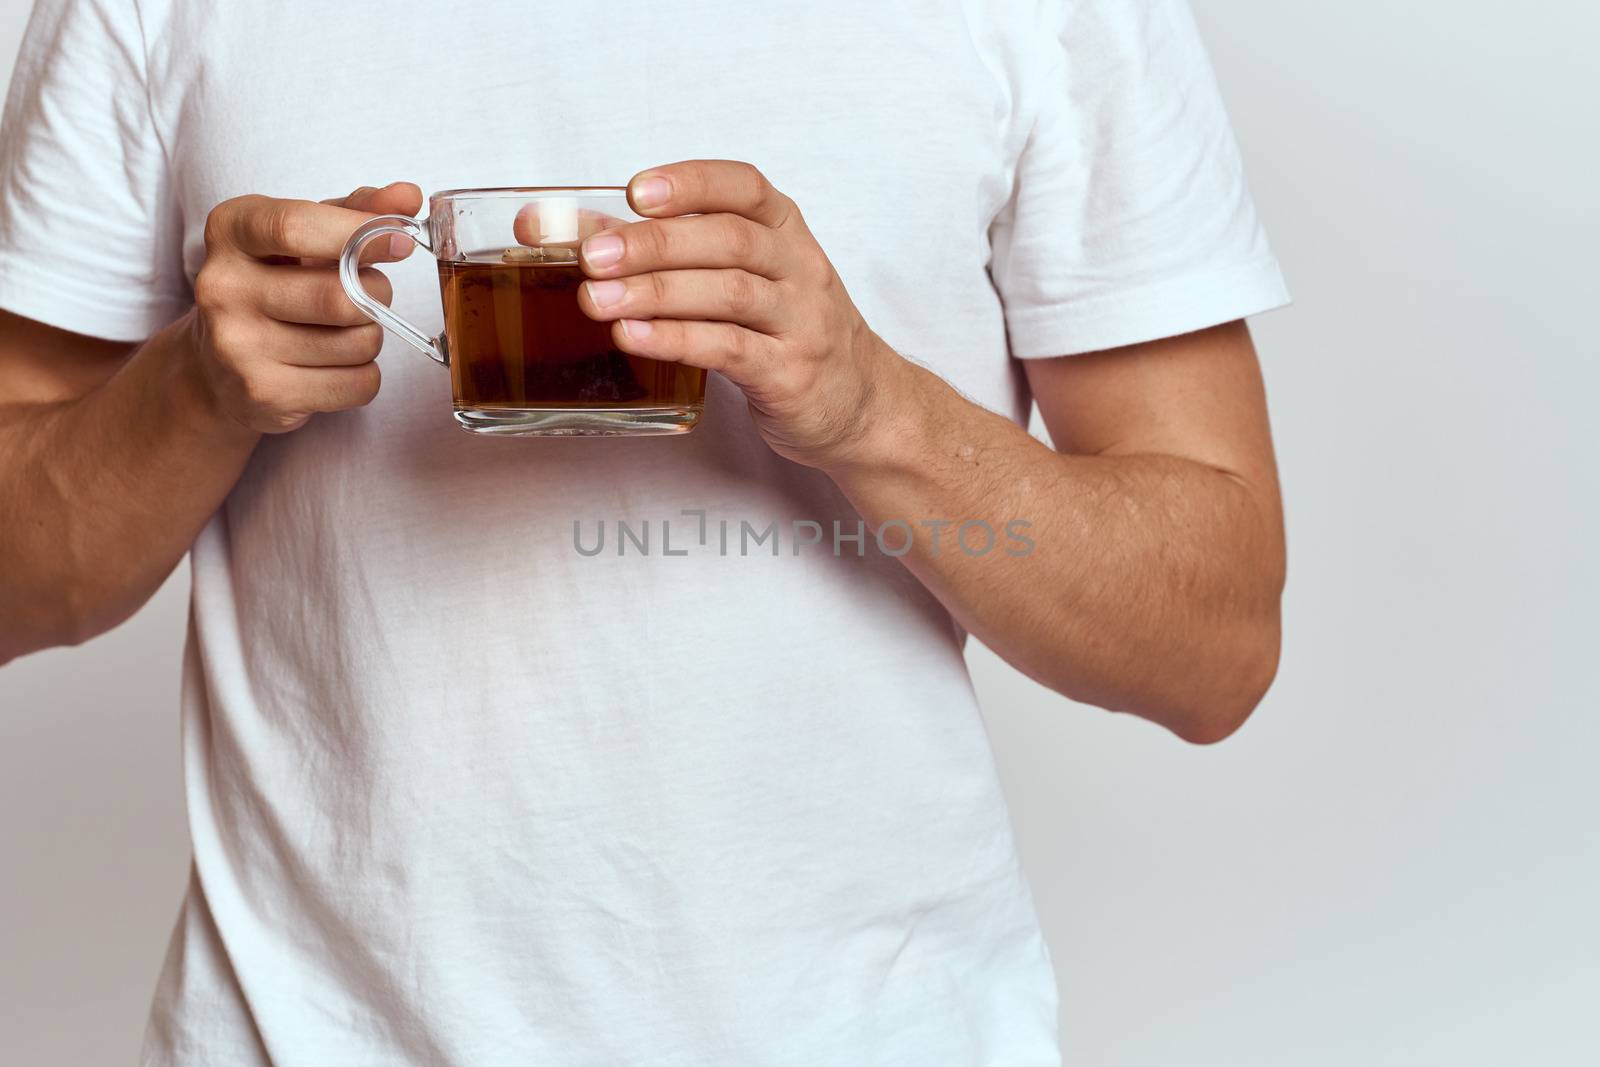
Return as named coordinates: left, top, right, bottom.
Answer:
left=339, top=187, right=706, bottom=436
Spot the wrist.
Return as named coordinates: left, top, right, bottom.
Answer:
left=822, top=331, right=938, bottom=480
left=161, top=311, right=260, bottom=448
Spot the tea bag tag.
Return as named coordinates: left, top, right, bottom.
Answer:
left=506, top=197, right=582, bottom=262
left=536, top=197, right=580, bottom=245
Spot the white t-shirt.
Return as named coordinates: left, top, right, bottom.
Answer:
left=0, top=1, right=1288, bottom=1063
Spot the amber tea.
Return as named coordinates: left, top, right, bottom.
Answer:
left=437, top=248, right=705, bottom=433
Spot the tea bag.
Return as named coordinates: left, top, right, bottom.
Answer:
left=502, top=245, right=577, bottom=264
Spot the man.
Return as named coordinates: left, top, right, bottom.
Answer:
left=0, top=0, right=1287, bottom=1063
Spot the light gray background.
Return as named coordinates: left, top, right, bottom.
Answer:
left=2, top=2, right=1596, bottom=1063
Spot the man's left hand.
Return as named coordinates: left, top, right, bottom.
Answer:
left=576, top=159, right=906, bottom=470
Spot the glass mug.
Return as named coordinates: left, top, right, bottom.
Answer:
left=338, top=187, right=706, bottom=436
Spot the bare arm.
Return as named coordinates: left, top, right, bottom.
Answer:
left=831, top=321, right=1285, bottom=743
left=0, top=182, right=420, bottom=665
left=0, top=309, right=256, bottom=660
left=569, top=160, right=1284, bottom=743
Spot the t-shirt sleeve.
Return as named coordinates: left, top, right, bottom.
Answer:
left=989, top=0, right=1290, bottom=358
left=0, top=0, right=189, bottom=342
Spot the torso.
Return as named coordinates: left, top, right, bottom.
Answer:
left=137, top=2, right=1059, bottom=1062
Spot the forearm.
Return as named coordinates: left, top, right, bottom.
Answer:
left=827, top=349, right=1285, bottom=742
left=550, top=161, right=1283, bottom=737
left=0, top=312, right=258, bottom=661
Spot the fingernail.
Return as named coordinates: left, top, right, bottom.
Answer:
left=586, top=279, right=628, bottom=309
left=620, top=318, right=653, bottom=339
left=582, top=232, right=624, bottom=269
left=387, top=234, right=412, bottom=259
left=630, top=176, right=670, bottom=210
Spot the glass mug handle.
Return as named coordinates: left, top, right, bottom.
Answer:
left=338, top=215, right=447, bottom=365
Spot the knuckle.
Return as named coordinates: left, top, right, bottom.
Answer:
left=319, top=278, right=357, bottom=322
left=723, top=324, right=751, bottom=364
left=357, top=267, right=393, bottom=307
left=204, top=194, right=253, bottom=250
left=723, top=217, right=757, bottom=263
left=738, top=161, right=781, bottom=216
left=204, top=314, right=249, bottom=359
left=265, top=202, right=302, bottom=252
left=352, top=323, right=384, bottom=360
left=638, top=221, right=672, bottom=263
left=721, top=270, right=756, bottom=313
left=201, top=206, right=227, bottom=251
left=193, top=264, right=232, bottom=311
left=347, top=362, right=382, bottom=405
left=734, top=160, right=764, bottom=188
left=647, top=270, right=671, bottom=306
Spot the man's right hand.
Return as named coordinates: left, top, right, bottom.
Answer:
left=188, top=182, right=423, bottom=433
left=0, top=181, right=423, bottom=659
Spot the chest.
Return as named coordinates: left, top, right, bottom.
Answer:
left=147, top=1, right=1017, bottom=285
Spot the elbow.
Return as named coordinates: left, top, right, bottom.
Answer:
left=0, top=620, right=55, bottom=667
left=1044, top=609, right=1283, bottom=745
left=1169, top=613, right=1282, bottom=746
left=0, top=579, right=118, bottom=666
left=0, top=611, right=78, bottom=667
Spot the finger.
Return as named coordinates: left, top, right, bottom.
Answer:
left=289, top=362, right=384, bottom=413
left=259, top=317, right=387, bottom=368
left=626, top=160, right=796, bottom=229
left=579, top=213, right=796, bottom=281
left=317, top=181, right=426, bottom=265
left=609, top=316, right=774, bottom=380
left=217, top=190, right=415, bottom=262
left=320, top=185, right=376, bottom=208
left=579, top=269, right=784, bottom=332
left=246, top=262, right=393, bottom=326
left=240, top=361, right=383, bottom=421
left=323, top=181, right=424, bottom=218
left=511, top=202, right=625, bottom=252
